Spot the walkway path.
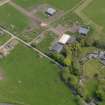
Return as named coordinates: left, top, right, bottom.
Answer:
left=0, top=0, right=10, bottom=6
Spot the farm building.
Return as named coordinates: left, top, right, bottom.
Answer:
left=52, top=43, right=63, bottom=53
left=46, top=8, right=56, bottom=16
left=79, top=27, right=90, bottom=35
left=58, top=34, right=71, bottom=44
left=52, top=34, right=72, bottom=53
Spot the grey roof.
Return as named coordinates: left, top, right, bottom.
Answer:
left=52, top=43, right=63, bottom=53
left=79, top=27, right=89, bottom=35
left=46, top=8, right=56, bottom=15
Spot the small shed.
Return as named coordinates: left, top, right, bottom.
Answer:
left=52, top=43, right=63, bottom=53
left=79, top=27, right=90, bottom=35
left=46, top=8, right=56, bottom=16
left=58, top=34, right=71, bottom=45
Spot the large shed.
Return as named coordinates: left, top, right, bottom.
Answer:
left=58, top=34, right=71, bottom=45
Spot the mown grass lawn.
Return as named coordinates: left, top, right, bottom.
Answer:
left=0, top=44, right=77, bottom=105
left=0, top=4, right=29, bottom=34
left=83, top=60, right=102, bottom=78
left=14, top=0, right=81, bottom=11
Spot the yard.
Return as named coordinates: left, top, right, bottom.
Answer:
left=53, top=12, right=82, bottom=27
left=36, top=31, right=57, bottom=53
left=0, top=44, right=78, bottom=105
left=0, top=4, right=30, bottom=34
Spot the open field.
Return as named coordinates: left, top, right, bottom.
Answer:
left=0, top=4, right=29, bottom=34
left=0, top=3, right=42, bottom=42
left=83, top=0, right=105, bottom=30
left=0, top=44, right=78, bottom=105
left=13, top=0, right=81, bottom=11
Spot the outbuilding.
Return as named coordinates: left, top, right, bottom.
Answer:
left=52, top=43, right=63, bottom=53
left=79, top=27, right=90, bottom=35
left=46, top=8, right=56, bottom=16
left=58, top=34, right=71, bottom=45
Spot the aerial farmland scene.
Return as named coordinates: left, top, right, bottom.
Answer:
left=0, top=0, right=105, bottom=105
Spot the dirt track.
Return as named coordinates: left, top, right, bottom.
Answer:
left=0, top=0, right=10, bottom=6
left=9, top=1, right=42, bottom=25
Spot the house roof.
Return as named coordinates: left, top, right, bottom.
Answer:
left=58, top=34, right=71, bottom=44
left=52, top=43, right=63, bottom=53
left=79, top=27, right=89, bottom=35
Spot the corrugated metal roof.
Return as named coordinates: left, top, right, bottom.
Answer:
left=58, top=34, right=71, bottom=44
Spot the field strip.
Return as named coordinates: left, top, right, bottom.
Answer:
left=0, top=0, right=10, bottom=6
left=74, top=0, right=103, bottom=34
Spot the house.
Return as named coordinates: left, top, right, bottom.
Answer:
left=79, top=27, right=90, bottom=35
left=58, top=34, right=71, bottom=45
left=46, top=8, right=56, bottom=16
left=52, top=43, right=63, bottom=53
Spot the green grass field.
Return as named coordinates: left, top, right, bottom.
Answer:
left=83, top=0, right=105, bottom=43
left=14, top=0, right=81, bottom=11
left=0, top=44, right=77, bottom=105
left=36, top=31, right=57, bottom=53
left=0, top=4, right=29, bottom=34
left=84, top=0, right=105, bottom=30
